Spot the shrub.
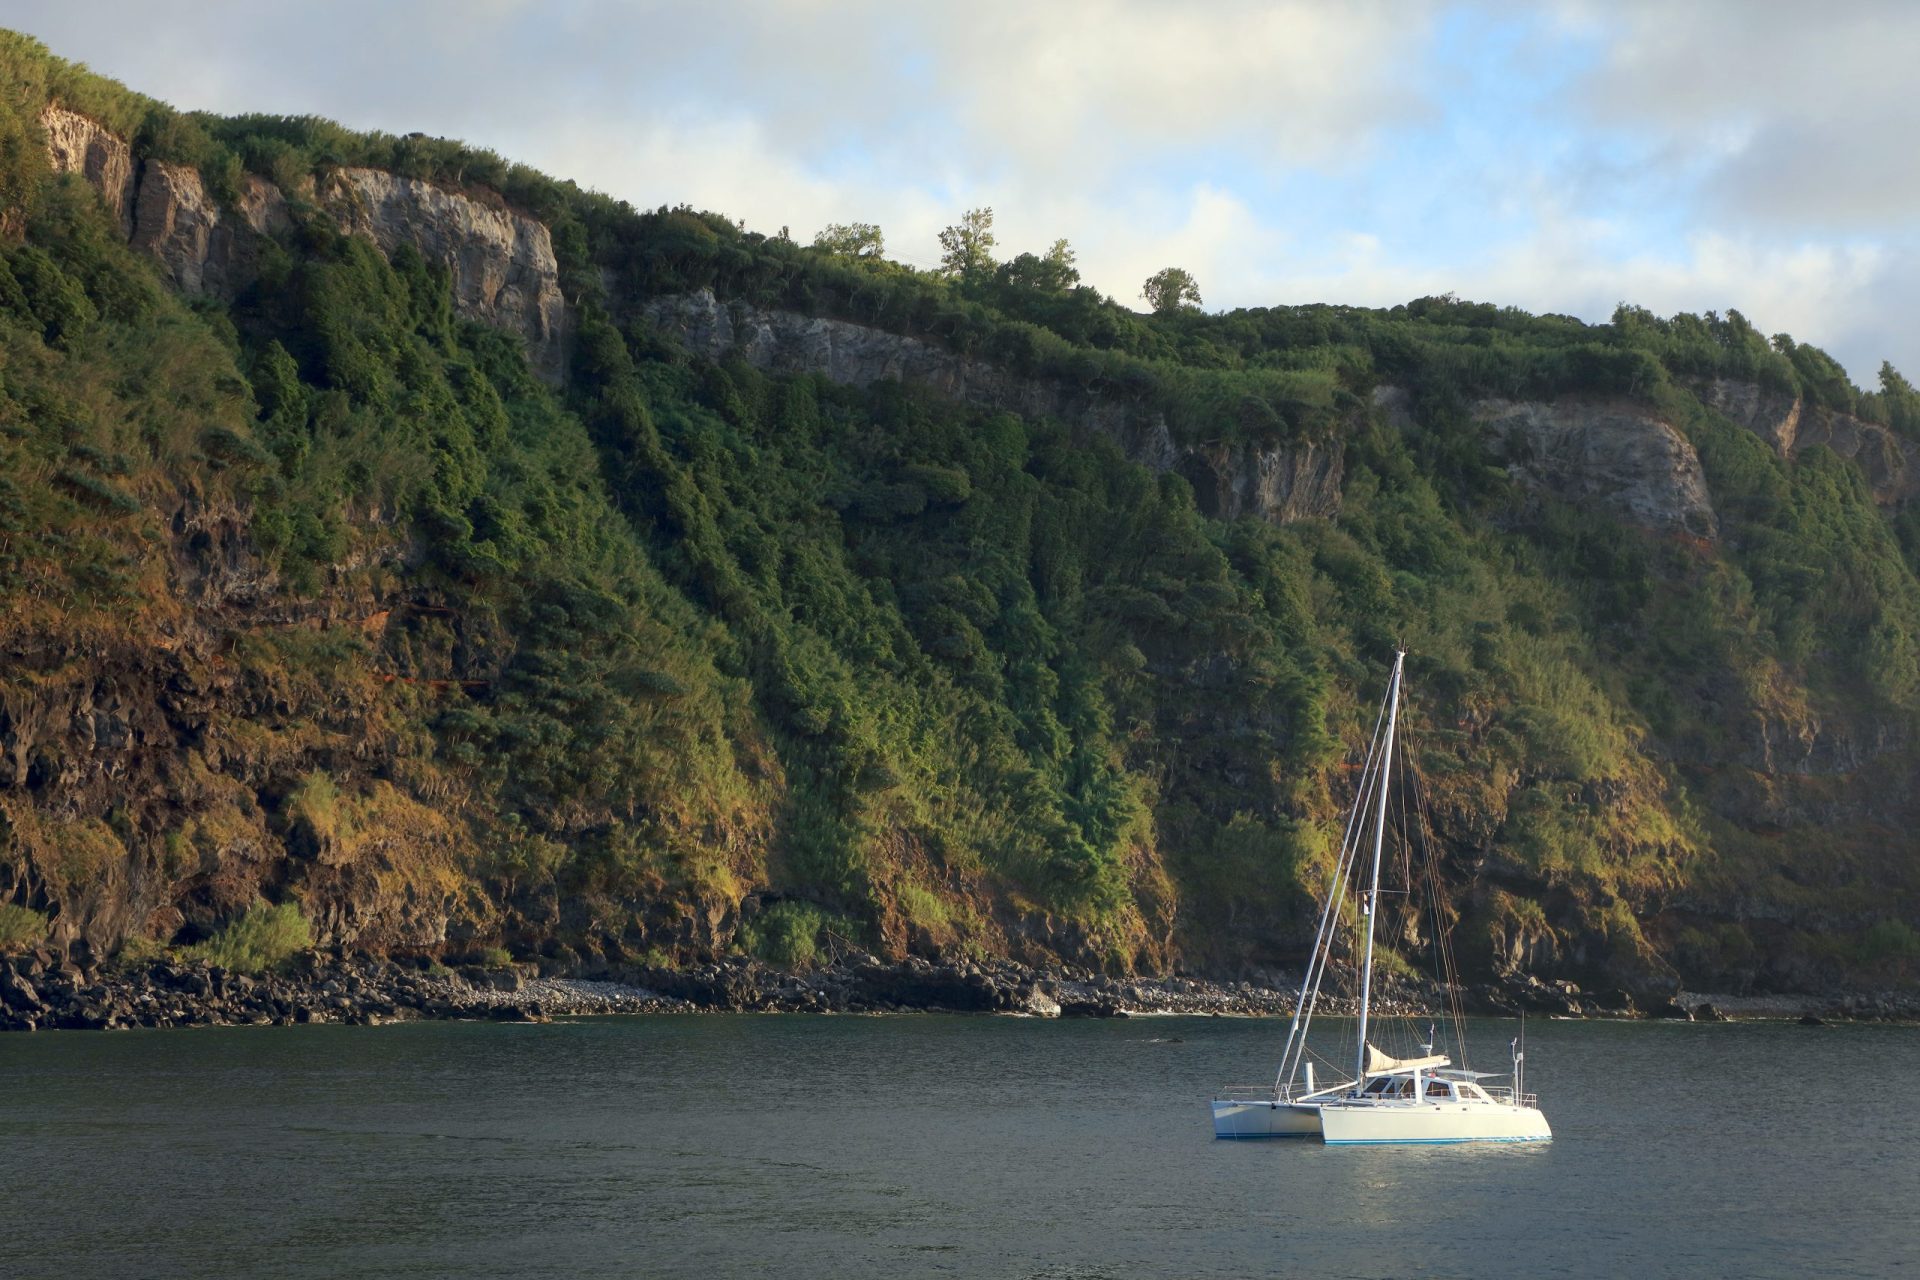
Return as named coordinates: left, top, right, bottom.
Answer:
left=896, top=883, right=952, bottom=933
left=0, top=903, right=49, bottom=950
left=112, top=932, right=167, bottom=969
left=742, top=900, right=850, bottom=970
left=1859, top=919, right=1920, bottom=966
left=183, top=901, right=312, bottom=972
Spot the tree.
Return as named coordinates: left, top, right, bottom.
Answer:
left=1142, top=267, right=1202, bottom=314
left=1042, top=238, right=1077, bottom=285
left=997, top=238, right=1080, bottom=293
left=812, top=222, right=885, bottom=258
left=938, top=207, right=997, bottom=279
left=1882, top=362, right=1920, bottom=437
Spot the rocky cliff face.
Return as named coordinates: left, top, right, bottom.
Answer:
left=0, top=500, right=464, bottom=960
left=1477, top=395, right=1719, bottom=539
left=641, top=289, right=1344, bottom=524
left=39, top=108, right=567, bottom=378
left=39, top=106, right=134, bottom=236
left=129, top=162, right=289, bottom=297
left=1371, top=385, right=1721, bottom=539
left=1695, top=376, right=1920, bottom=505
left=321, top=169, right=568, bottom=378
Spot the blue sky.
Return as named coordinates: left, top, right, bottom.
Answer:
left=9, top=0, right=1917, bottom=383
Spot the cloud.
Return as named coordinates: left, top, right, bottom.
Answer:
left=919, top=1, right=1437, bottom=177
left=1565, top=0, right=1920, bottom=230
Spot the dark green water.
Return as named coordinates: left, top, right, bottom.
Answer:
left=3, top=1014, right=1916, bottom=1278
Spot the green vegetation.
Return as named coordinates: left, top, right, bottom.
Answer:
left=1142, top=267, right=1202, bottom=314
left=739, top=902, right=832, bottom=969
left=811, top=221, right=885, bottom=260
left=937, top=207, right=997, bottom=279
left=0, top=30, right=1915, bottom=993
left=0, top=903, right=49, bottom=950
left=183, top=902, right=313, bottom=973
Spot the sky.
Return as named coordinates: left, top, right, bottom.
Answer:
left=7, top=0, right=1917, bottom=383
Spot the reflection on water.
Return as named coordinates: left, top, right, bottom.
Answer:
left=2, top=1014, right=1917, bottom=1278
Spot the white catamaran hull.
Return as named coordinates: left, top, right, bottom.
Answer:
left=1209, top=1098, right=1322, bottom=1139
left=1318, top=1100, right=1551, bottom=1145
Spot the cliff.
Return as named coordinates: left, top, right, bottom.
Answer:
left=6, top=35, right=1919, bottom=1008
left=130, top=162, right=288, bottom=297
left=1469, top=395, right=1720, bottom=539
left=1694, top=376, right=1920, bottom=506
left=40, top=105, right=133, bottom=235
left=322, top=168, right=568, bottom=377
left=640, top=289, right=1344, bottom=524
left=39, top=106, right=568, bottom=378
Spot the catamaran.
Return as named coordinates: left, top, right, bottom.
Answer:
left=1211, top=651, right=1552, bottom=1145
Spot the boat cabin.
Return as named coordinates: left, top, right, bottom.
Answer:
left=1354, top=1072, right=1499, bottom=1103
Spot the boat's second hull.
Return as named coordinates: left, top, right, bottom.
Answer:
left=1210, top=1098, right=1321, bottom=1139
left=1317, top=1099, right=1550, bottom=1145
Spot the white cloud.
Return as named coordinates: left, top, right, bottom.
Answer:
left=1566, top=0, right=1920, bottom=229
left=921, top=1, right=1435, bottom=177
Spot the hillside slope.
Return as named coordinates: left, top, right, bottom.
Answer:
left=2, top=32, right=1917, bottom=998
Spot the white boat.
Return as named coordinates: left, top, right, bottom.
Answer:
left=1211, top=651, right=1552, bottom=1146
left=1210, top=1059, right=1341, bottom=1139
left=1315, top=1043, right=1551, bottom=1145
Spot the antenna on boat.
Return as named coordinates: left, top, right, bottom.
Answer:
left=1512, top=1018, right=1527, bottom=1100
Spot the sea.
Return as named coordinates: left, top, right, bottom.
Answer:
left=2, top=1013, right=1915, bottom=1278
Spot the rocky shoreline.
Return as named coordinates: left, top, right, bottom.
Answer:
left=2, top=948, right=1916, bottom=1032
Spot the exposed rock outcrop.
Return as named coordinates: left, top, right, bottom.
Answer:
left=130, top=163, right=288, bottom=296
left=39, top=106, right=134, bottom=235
left=321, top=169, right=568, bottom=378
left=642, top=289, right=1343, bottom=524
left=39, top=109, right=567, bottom=379
left=1177, top=437, right=1345, bottom=523
left=1466, top=393, right=1719, bottom=539
left=1694, top=377, right=1803, bottom=453
left=1695, top=376, right=1920, bottom=506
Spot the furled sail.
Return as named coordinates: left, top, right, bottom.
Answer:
left=1364, top=1043, right=1450, bottom=1075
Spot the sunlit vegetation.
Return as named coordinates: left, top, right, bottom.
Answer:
left=0, top=31, right=1916, bottom=990
left=182, top=901, right=313, bottom=973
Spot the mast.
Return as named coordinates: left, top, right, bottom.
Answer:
left=1353, top=649, right=1406, bottom=1090
left=1273, top=688, right=1390, bottom=1095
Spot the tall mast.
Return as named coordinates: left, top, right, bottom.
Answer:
left=1353, top=649, right=1406, bottom=1090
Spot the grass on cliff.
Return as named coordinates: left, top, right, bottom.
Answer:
left=0, top=903, right=49, bottom=950
left=182, top=901, right=312, bottom=973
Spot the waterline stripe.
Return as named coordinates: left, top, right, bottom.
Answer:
left=1321, top=1136, right=1550, bottom=1145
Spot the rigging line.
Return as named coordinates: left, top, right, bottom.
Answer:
left=1282, top=693, right=1392, bottom=1086
left=1274, top=674, right=1393, bottom=1090
left=1288, top=671, right=1398, bottom=1082
left=1407, top=712, right=1471, bottom=1068
left=1403, top=712, right=1450, bottom=1050
left=1370, top=714, right=1423, bottom=1060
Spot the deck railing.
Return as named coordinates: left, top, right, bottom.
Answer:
left=1479, top=1086, right=1542, bottom=1109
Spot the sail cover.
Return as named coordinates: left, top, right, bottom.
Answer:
left=1365, top=1043, right=1451, bottom=1075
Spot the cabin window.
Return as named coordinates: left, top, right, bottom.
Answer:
left=1424, top=1081, right=1452, bottom=1098
left=1364, top=1077, right=1394, bottom=1094
left=1460, top=1084, right=1490, bottom=1102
